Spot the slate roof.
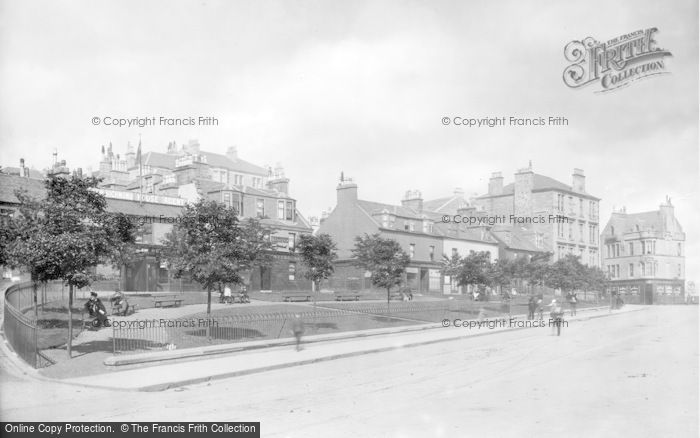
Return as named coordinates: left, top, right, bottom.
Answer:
left=356, top=200, right=425, bottom=220
left=105, top=198, right=184, bottom=218
left=200, top=151, right=267, bottom=176
left=477, top=173, right=599, bottom=200
left=489, top=225, right=542, bottom=252
left=1, top=167, right=45, bottom=179
left=143, top=152, right=178, bottom=169
left=0, top=174, right=46, bottom=205
left=609, top=210, right=683, bottom=235
left=423, top=195, right=469, bottom=215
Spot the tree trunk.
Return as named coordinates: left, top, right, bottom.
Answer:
left=206, top=288, right=212, bottom=341
left=387, top=288, right=391, bottom=312
left=67, top=284, right=73, bottom=358
left=32, top=281, right=38, bottom=319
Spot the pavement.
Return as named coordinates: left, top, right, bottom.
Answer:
left=34, top=304, right=643, bottom=391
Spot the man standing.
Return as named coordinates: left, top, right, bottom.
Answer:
left=569, top=292, right=578, bottom=316
left=549, top=299, right=564, bottom=336
left=527, top=296, right=536, bottom=320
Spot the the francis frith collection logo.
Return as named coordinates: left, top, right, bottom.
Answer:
left=563, top=28, right=672, bottom=92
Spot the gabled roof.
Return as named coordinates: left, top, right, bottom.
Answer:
left=0, top=174, right=46, bottom=205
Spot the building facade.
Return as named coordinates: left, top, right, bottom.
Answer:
left=473, top=163, right=601, bottom=266
left=318, top=177, right=499, bottom=294
left=600, top=198, right=685, bottom=304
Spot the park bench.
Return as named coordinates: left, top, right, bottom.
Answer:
left=153, top=294, right=184, bottom=308
left=283, top=294, right=312, bottom=302
left=335, top=294, right=360, bottom=301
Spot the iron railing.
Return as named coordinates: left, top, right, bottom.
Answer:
left=111, top=300, right=496, bottom=354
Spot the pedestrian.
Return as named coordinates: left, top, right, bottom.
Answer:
left=549, top=299, right=563, bottom=336
left=536, top=297, right=544, bottom=320
left=477, top=306, right=487, bottom=323
left=85, top=291, right=109, bottom=328
left=291, top=314, right=305, bottom=351
left=569, top=292, right=578, bottom=316
left=527, top=296, right=536, bottom=320
left=223, top=285, right=232, bottom=304
left=239, top=284, right=250, bottom=304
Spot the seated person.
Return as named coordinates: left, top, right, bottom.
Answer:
left=109, top=289, right=129, bottom=316
left=85, top=291, right=109, bottom=327
left=239, top=285, right=250, bottom=303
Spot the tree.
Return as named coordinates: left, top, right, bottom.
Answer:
left=6, top=175, right=126, bottom=358
left=545, top=254, right=587, bottom=295
left=106, top=213, right=139, bottom=290
left=455, top=251, right=492, bottom=295
left=297, top=233, right=338, bottom=293
left=524, top=253, right=552, bottom=294
left=163, top=199, right=272, bottom=329
left=352, top=233, right=410, bottom=308
left=581, top=265, right=608, bottom=300
left=441, top=253, right=463, bottom=293
left=488, top=258, right=515, bottom=295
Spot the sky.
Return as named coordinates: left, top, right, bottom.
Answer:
left=0, top=0, right=698, bottom=280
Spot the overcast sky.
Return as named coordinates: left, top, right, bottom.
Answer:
left=0, top=0, right=698, bottom=280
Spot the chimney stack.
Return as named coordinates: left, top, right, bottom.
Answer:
left=488, top=172, right=504, bottom=195
left=226, top=146, right=238, bottom=161
left=336, top=174, right=358, bottom=207
left=572, top=168, right=585, bottom=193
left=19, top=158, right=28, bottom=177
left=401, top=190, right=423, bottom=213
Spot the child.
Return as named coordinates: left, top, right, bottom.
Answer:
left=291, top=314, right=305, bottom=351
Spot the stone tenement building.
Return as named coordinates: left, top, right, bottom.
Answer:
left=600, top=198, right=685, bottom=304
left=318, top=176, right=500, bottom=294
left=472, top=163, right=601, bottom=266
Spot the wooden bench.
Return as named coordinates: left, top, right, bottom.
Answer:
left=283, top=294, right=312, bottom=302
left=153, top=295, right=184, bottom=308
left=335, top=294, right=360, bottom=301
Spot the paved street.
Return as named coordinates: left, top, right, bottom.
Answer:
left=1, top=306, right=697, bottom=437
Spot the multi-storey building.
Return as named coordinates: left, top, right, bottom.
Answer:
left=318, top=177, right=498, bottom=294
left=473, top=163, right=601, bottom=266
left=600, top=198, right=685, bottom=304
left=94, top=140, right=269, bottom=195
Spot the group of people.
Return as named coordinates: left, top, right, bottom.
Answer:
left=83, top=289, right=133, bottom=329
left=220, top=285, right=250, bottom=304
left=526, top=294, right=569, bottom=336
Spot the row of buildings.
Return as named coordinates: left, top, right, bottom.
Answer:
left=0, top=141, right=687, bottom=302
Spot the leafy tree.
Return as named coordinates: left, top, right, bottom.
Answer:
left=488, top=258, right=515, bottom=294
left=440, top=253, right=463, bottom=293
left=106, top=213, right=139, bottom=290
left=163, top=200, right=272, bottom=325
left=297, top=233, right=338, bottom=293
left=6, top=175, right=125, bottom=358
left=545, top=254, right=587, bottom=295
left=524, top=253, right=552, bottom=294
left=352, top=233, right=410, bottom=307
left=455, top=251, right=492, bottom=294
